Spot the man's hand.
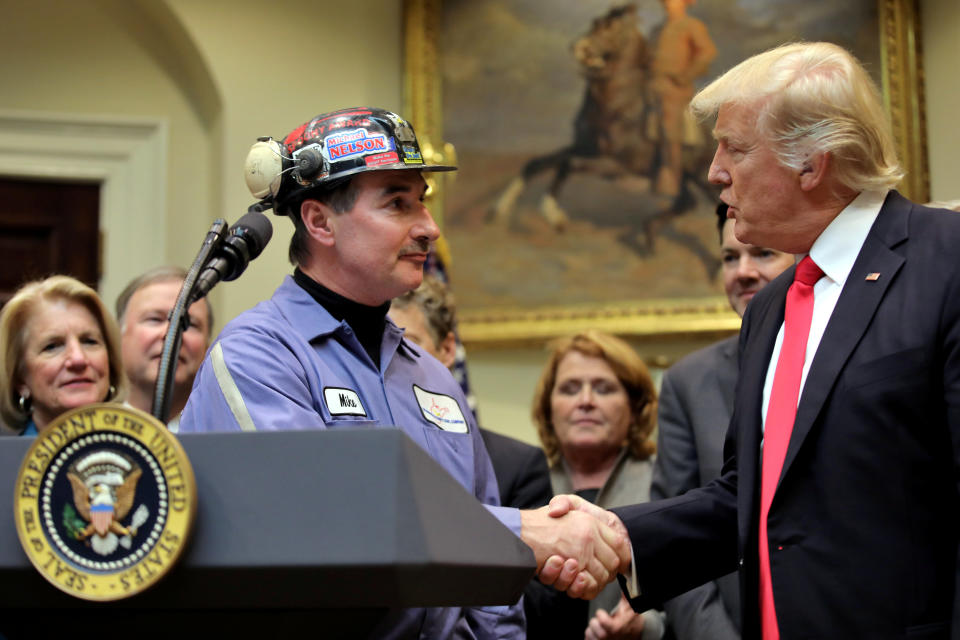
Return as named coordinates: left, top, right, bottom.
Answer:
left=547, top=494, right=630, bottom=548
left=585, top=594, right=645, bottom=640
left=537, top=494, right=632, bottom=597
left=520, top=497, right=631, bottom=599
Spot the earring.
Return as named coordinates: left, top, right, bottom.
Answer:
left=108, top=385, right=117, bottom=399
left=18, top=393, right=31, bottom=414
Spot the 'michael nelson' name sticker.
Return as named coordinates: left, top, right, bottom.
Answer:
left=13, top=404, right=196, bottom=601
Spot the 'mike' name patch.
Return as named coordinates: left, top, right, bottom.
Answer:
left=413, top=385, right=468, bottom=433
left=324, top=387, right=367, bottom=417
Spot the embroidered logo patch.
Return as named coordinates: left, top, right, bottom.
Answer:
left=413, top=385, right=468, bottom=433
left=324, top=387, right=367, bottom=417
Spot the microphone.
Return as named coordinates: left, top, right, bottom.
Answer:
left=190, top=209, right=273, bottom=302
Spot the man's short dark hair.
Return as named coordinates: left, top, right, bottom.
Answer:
left=284, top=178, right=360, bottom=266
left=116, top=265, right=214, bottom=337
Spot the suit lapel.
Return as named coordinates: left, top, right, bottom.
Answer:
left=778, top=194, right=910, bottom=485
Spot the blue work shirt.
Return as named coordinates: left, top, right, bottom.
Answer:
left=180, top=276, right=524, bottom=639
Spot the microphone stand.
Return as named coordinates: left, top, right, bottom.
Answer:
left=151, top=218, right=228, bottom=423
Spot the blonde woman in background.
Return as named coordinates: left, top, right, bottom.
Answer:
left=0, top=275, right=126, bottom=435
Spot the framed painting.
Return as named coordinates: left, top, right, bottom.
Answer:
left=404, top=0, right=927, bottom=346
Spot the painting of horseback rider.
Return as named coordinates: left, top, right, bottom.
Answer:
left=493, top=1, right=717, bottom=261
left=435, top=0, right=882, bottom=314
left=572, top=3, right=650, bottom=165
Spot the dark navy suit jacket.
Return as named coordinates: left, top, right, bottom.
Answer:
left=615, top=192, right=960, bottom=639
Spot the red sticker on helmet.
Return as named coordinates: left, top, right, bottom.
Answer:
left=283, top=122, right=309, bottom=153
left=365, top=151, right=400, bottom=167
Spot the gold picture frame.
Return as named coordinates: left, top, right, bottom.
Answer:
left=404, top=0, right=928, bottom=347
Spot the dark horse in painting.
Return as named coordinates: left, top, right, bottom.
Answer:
left=492, top=4, right=718, bottom=274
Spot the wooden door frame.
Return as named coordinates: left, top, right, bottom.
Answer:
left=0, top=110, right=166, bottom=306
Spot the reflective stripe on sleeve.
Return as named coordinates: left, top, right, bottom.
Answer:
left=210, top=341, right=257, bottom=432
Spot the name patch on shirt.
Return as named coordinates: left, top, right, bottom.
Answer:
left=324, top=387, right=367, bottom=417
left=413, top=385, right=468, bottom=433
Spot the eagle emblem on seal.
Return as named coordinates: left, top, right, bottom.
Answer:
left=66, top=451, right=149, bottom=556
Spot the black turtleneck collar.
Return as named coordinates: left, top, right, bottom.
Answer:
left=293, top=269, right=390, bottom=368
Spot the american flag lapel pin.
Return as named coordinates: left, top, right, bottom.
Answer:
left=865, top=272, right=881, bottom=281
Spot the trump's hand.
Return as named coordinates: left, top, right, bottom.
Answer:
left=548, top=494, right=630, bottom=554
left=538, top=494, right=632, bottom=597
left=520, top=502, right=629, bottom=600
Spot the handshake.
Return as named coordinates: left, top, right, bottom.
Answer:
left=520, top=494, right=632, bottom=600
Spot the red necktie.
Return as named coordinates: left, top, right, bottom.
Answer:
left=758, top=256, right=824, bottom=640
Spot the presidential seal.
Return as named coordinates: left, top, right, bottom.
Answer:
left=13, top=404, right=196, bottom=601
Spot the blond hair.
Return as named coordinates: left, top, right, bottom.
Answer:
left=0, top=275, right=127, bottom=432
left=691, top=41, right=903, bottom=193
left=532, top=330, right=657, bottom=466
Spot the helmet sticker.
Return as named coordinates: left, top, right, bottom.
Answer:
left=327, top=117, right=372, bottom=131
left=323, top=128, right=395, bottom=163
left=283, top=122, right=310, bottom=154
left=401, top=144, right=423, bottom=164
left=365, top=151, right=401, bottom=167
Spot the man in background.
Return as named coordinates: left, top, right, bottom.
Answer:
left=650, top=203, right=793, bottom=640
left=116, top=265, right=212, bottom=431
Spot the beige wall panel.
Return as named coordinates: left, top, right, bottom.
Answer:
left=0, top=0, right=214, bottom=309
left=923, top=0, right=960, bottom=203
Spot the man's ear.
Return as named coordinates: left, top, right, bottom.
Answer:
left=799, top=151, right=830, bottom=192
left=301, top=199, right=336, bottom=247
left=437, top=331, right=457, bottom=369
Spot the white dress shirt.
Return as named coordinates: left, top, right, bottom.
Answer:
left=760, top=190, right=888, bottom=428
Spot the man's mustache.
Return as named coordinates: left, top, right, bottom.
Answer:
left=399, top=239, right=431, bottom=256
